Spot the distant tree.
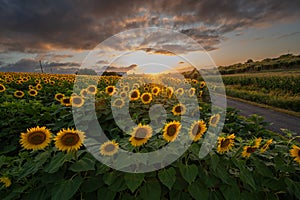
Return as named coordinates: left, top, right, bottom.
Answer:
left=246, top=59, right=253, bottom=63
left=76, top=68, right=97, bottom=75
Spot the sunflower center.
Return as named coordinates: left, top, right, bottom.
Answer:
left=73, top=97, right=82, bottom=104
left=61, top=133, right=80, bottom=146
left=131, top=91, right=138, bottom=98
left=246, top=147, right=257, bottom=153
left=0, top=85, right=4, bottom=90
left=107, top=87, right=113, bottom=93
left=142, top=94, right=150, bottom=101
left=167, top=125, right=177, bottom=136
left=28, top=132, right=46, bottom=145
left=134, top=128, right=147, bottom=140
left=115, top=100, right=123, bottom=106
left=175, top=106, right=182, bottom=113
left=89, top=87, right=96, bottom=92
left=63, top=98, right=71, bottom=104
left=30, top=90, right=36, bottom=94
left=220, top=139, right=230, bottom=148
left=298, top=150, right=300, bottom=157
left=104, top=144, right=115, bottom=152
left=191, top=124, right=201, bottom=136
left=16, top=91, right=23, bottom=96
left=210, top=116, right=218, bottom=124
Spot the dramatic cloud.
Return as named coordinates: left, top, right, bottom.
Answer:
left=0, top=0, right=299, bottom=53
left=102, top=64, right=138, bottom=73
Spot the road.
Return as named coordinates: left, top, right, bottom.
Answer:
left=226, top=98, right=300, bottom=135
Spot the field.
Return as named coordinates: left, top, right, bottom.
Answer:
left=1, top=71, right=300, bottom=199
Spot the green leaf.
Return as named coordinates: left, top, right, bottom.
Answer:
left=210, top=153, right=220, bottom=171
left=51, top=176, right=83, bottom=200
left=97, top=188, right=116, bottom=200
left=124, top=173, right=145, bottom=193
left=220, top=184, right=240, bottom=200
left=44, top=152, right=73, bottom=173
left=170, top=190, right=192, bottom=200
left=69, top=154, right=95, bottom=172
left=179, top=164, right=198, bottom=184
left=188, top=181, right=209, bottom=200
left=239, top=167, right=256, bottom=190
left=140, top=180, right=161, bottom=200
left=253, top=159, right=273, bottom=178
left=80, top=177, right=104, bottom=193
left=103, top=171, right=119, bottom=186
left=158, top=167, right=176, bottom=190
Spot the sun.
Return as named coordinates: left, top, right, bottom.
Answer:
left=100, top=140, right=119, bottom=156
left=129, top=124, right=152, bottom=147
left=54, top=128, right=85, bottom=152
left=20, top=126, right=52, bottom=150
left=163, top=121, right=181, bottom=142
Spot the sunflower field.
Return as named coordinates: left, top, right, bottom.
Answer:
left=0, top=71, right=300, bottom=200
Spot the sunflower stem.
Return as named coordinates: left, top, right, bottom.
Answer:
left=74, top=151, right=78, bottom=161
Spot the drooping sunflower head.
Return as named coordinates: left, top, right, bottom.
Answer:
left=0, top=84, right=6, bottom=92
left=209, top=114, right=220, bottom=127
left=55, top=93, right=65, bottom=101
left=163, top=121, right=181, bottom=142
left=129, top=124, right=152, bottom=147
left=105, top=86, right=116, bottom=96
left=242, top=146, right=257, bottom=158
left=100, top=140, right=119, bottom=156
left=260, top=139, right=273, bottom=153
left=290, top=145, right=300, bottom=164
left=217, top=134, right=235, bottom=154
left=151, top=87, right=161, bottom=96
left=189, top=120, right=207, bottom=141
left=87, top=85, right=98, bottom=95
left=172, top=103, right=186, bottom=116
left=112, top=98, right=125, bottom=108
left=129, top=89, right=140, bottom=101
left=71, top=95, right=85, bottom=108
left=14, top=90, right=25, bottom=98
left=28, top=89, right=38, bottom=97
left=61, top=97, right=72, bottom=107
left=54, top=128, right=85, bottom=152
left=20, top=126, right=52, bottom=150
left=141, top=93, right=152, bottom=104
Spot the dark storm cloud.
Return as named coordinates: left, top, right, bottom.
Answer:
left=0, top=58, right=80, bottom=73
left=0, top=0, right=299, bottom=53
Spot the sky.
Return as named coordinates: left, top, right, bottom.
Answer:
left=0, top=0, right=299, bottom=74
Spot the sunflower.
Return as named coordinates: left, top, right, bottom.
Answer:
left=54, top=128, right=85, bottom=152
left=163, top=121, right=181, bottom=142
left=175, top=88, right=184, bottom=96
left=100, top=141, right=119, bottom=156
left=166, top=87, right=174, bottom=98
left=141, top=93, right=152, bottom=104
left=35, top=79, right=41, bottom=84
left=242, top=146, right=257, bottom=158
left=199, top=81, right=206, bottom=88
left=254, top=137, right=262, bottom=148
left=217, top=134, right=235, bottom=154
left=20, top=126, right=52, bottom=150
left=119, top=91, right=128, bottom=98
left=0, top=84, right=5, bottom=92
left=36, top=83, right=42, bottom=90
left=260, top=139, right=273, bottom=153
left=123, top=85, right=130, bottom=92
left=129, top=89, right=140, bottom=101
left=188, top=88, right=196, bottom=97
left=71, top=95, right=84, bottom=107
left=61, top=97, right=72, bottom=106
left=129, top=124, right=152, bottom=147
left=112, top=98, right=125, bottom=108
left=87, top=85, right=98, bottom=95
left=172, top=103, right=186, bottom=116
left=28, top=89, right=38, bottom=97
left=209, top=114, right=220, bottom=127
left=14, top=90, right=25, bottom=98
left=151, top=86, right=161, bottom=96
left=290, top=145, right=300, bottom=164
left=80, top=89, right=88, bottom=97
left=0, top=177, right=11, bottom=188
left=105, top=85, right=116, bottom=96
left=189, top=120, right=207, bottom=141
left=198, top=90, right=203, bottom=98
left=55, top=93, right=65, bottom=101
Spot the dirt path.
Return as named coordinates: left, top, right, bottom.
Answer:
left=226, top=98, right=300, bottom=135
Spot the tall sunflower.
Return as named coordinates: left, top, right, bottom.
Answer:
left=105, top=86, right=116, bottom=96
left=55, top=93, right=65, bottom=101
left=242, top=146, right=257, bottom=158
left=28, top=89, right=38, bottom=97
left=175, top=88, right=184, bottom=96
left=199, top=81, right=206, bottom=89
left=209, top=114, right=220, bottom=127
left=100, top=141, right=119, bottom=156
left=163, top=121, right=181, bottom=142
left=260, top=139, right=273, bottom=153
left=217, top=134, right=235, bottom=154
left=61, top=97, right=72, bottom=107
left=87, top=85, right=98, bottom=95
left=0, top=84, right=6, bottom=92
left=20, top=126, right=52, bottom=150
left=172, top=103, right=186, bottom=116
left=189, top=120, right=207, bottom=141
left=14, top=90, right=25, bottom=98
left=151, top=87, right=161, bottom=96
left=80, top=89, right=88, bottom=97
left=119, top=91, right=128, bottom=98
left=188, top=88, right=196, bottom=97
left=141, top=93, right=152, bottom=104
left=36, top=83, right=43, bottom=90
left=129, top=124, right=152, bottom=147
left=71, top=95, right=85, bottom=107
left=290, top=145, right=300, bottom=164
left=129, top=89, right=140, bottom=101
left=54, top=128, right=85, bottom=152
left=112, top=98, right=125, bottom=108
